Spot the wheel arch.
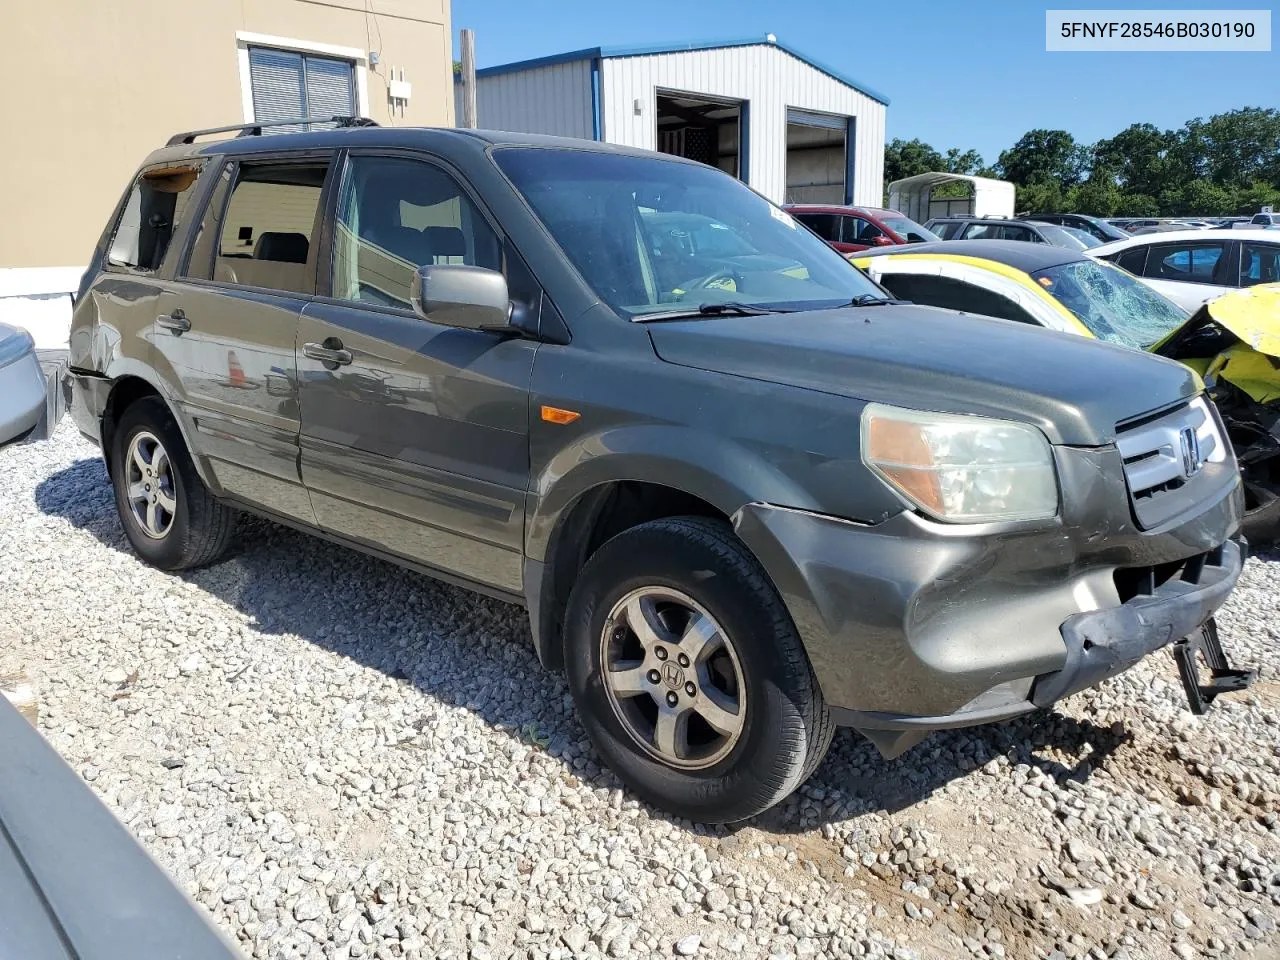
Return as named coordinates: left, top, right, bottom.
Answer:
left=100, top=373, right=219, bottom=494
left=523, top=426, right=815, bottom=671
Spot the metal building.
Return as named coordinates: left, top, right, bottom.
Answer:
left=460, top=36, right=889, bottom=206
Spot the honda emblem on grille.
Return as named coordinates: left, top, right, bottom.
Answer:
left=1179, top=426, right=1202, bottom=478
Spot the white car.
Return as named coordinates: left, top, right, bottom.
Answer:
left=1090, top=228, right=1280, bottom=311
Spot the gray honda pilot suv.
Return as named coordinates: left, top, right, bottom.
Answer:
left=68, top=120, right=1249, bottom=822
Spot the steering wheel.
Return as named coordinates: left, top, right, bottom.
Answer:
left=686, top=267, right=744, bottom=292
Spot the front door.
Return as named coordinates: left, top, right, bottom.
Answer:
left=297, top=152, right=535, bottom=593
left=158, top=155, right=335, bottom=524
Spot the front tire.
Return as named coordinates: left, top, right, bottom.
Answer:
left=110, top=396, right=236, bottom=571
left=563, top=516, right=832, bottom=823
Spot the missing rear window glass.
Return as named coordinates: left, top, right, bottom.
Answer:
left=107, top=164, right=204, bottom=272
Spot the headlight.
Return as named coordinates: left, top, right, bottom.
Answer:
left=861, top=403, right=1059, bottom=523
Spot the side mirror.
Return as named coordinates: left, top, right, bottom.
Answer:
left=411, top=265, right=512, bottom=332
left=905, top=233, right=927, bottom=243
left=871, top=235, right=895, bottom=247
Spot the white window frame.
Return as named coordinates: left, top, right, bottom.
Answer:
left=235, top=31, right=370, bottom=123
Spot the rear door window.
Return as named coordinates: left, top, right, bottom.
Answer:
left=1114, top=247, right=1148, bottom=274
left=210, top=160, right=331, bottom=295
left=999, top=225, right=1037, bottom=242
left=1146, top=242, right=1226, bottom=282
left=961, top=222, right=1000, bottom=240
left=794, top=213, right=840, bottom=242
left=928, top=221, right=960, bottom=240
left=107, top=163, right=205, bottom=273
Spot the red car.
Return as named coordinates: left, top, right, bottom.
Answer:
left=784, top=204, right=939, bottom=254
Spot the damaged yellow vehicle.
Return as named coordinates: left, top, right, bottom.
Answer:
left=852, top=240, right=1280, bottom=539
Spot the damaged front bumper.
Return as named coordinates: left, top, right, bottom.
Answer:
left=733, top=448, right=1247, bottom=758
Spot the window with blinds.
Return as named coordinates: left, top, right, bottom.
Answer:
left=248, top=47, right=356, bottom=132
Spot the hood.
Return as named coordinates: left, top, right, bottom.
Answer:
left=1153, top=284, right=1280, bottom=405
left=648, top=304, right=1201, bottom=446
left=1198, top=284, right=1280, bottom=358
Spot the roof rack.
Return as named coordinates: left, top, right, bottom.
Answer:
left=166, top=116, right=378, bottom=147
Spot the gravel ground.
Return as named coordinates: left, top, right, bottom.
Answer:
left=3, top=423, right=1278, bottom=960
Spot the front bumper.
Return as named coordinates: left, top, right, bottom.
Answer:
left=733, top=445, right=1244, bottom=756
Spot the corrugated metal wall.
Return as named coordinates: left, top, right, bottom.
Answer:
left=600, top=44, right=885, bottom=206
left=461, top=59, right=594, bottom=140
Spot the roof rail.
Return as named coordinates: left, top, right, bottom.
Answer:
left=166, top=116, right=378, bottom=147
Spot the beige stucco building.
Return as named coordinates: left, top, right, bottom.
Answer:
left=1, top=0, right=454, bottom=346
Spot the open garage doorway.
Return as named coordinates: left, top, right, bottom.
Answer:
left=655, top=91, right=745, bottom=180
left=785, top=109, right=852, bottom=204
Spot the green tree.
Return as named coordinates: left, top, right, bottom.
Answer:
left=1015, top=180, right=1065, bottom=215
left=1091, top=123, right=1185, bottom=201
left=1065, top=178, right=1122, bottom=217
left=943, top=147, right=984, bottom=175
left=1181, top=108, right=1280, bottom=187
left=883, top=138, right=945, bottom=185
left=997, top=130, right=1089, bottom=187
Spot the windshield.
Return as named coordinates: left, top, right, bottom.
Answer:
left=1033, top=259, right=1189, bottom=349
left=881, top=216, right=940, bottom=242
left=1060, top=226, right=1103, bottom=248
left=1038, top=223, right=1090, bottom=251
left=493, top=148, right=884, bottom=318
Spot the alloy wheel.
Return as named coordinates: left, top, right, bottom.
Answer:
left=124, top=430, right=177, bottom=539
left=599, top=586, right=746, bottom=770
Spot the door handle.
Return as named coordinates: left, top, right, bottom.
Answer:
left=303, top=340, right=353, bottom=366
left=157, top=310, right=191, bottom=334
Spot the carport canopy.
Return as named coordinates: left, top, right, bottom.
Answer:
left=887, top=172, right=1015, bottom=222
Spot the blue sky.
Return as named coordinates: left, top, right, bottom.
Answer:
left=451, top=0, right=1277, bottom=163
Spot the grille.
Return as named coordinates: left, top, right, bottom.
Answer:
left=1116, top=397, right=1225, bottom=526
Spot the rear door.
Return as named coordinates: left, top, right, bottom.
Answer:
left=792, top=212, right=851, bottom=252
left=159, top=153, right=335, bottom=524
left=1136, top=239, right=1232, bottom=310
left=296, top=150, right=537, bottom=593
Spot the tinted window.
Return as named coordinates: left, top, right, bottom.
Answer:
left=846, top=217, right=884, bottom=243
left=213, top=161, right=329, bottom=294
left=1114, top=247, right=1148, bottom=274
left=107, top=163, right=205, bottom=273
left=331, top=156, right=501, bottom=309
left=878, top=274, right=1040, bottom=325
left=961, top=222, right=1001, bottom=240
left=1146, top=242, right=1225, bottom=282
left=928, top=220, right=960, bottom=240
left=1241, top=242, right=1280, bottom=287
left=1000, top=225, right=1038, bottom=243
left=494, top=148, right=884, bottom=318
left=794, top=213, right=840, bottom=242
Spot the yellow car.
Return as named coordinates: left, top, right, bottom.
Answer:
left=852, top=240, right=1280, bottom=539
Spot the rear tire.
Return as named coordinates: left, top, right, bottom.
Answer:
left=563, top=516, right=832, bottom=823
left=110, top=396, right=236, bottom=571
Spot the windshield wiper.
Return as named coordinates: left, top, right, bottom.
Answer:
left=845, top=294, right=911, bottom=307
left=633, top=302, right=787, bottom=322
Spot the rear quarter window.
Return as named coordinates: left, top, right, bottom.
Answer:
left=106, top=163, right=205, bottom=273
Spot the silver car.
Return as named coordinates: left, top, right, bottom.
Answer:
left=0, top=323, right=48, bottom=446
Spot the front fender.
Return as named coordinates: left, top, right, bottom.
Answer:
left=525, top=424, right=819, bottom=561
